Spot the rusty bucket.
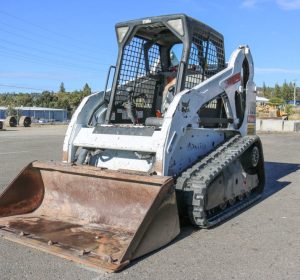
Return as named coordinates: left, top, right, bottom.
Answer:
left=0, top=161, right=180, bottom=272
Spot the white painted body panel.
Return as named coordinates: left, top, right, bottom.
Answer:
left=63, top=46, right=256, bottom=176
left=73, top=127, right=161, bottom=153
left=95, top=150, right=153, bottom=171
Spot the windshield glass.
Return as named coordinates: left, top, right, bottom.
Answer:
left=170, top=43, right=183, bottom=66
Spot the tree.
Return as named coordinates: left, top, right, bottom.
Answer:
left=69, top=90, right=83, bottom=112
left=281, top=80, right=293, bottom=101
left=268, top=97, right=284, bottom=106
left=56, top=92, right=71, bottom=110
left=39, top=91, right=56, bottom=107
left=290, top=83, right=295, bottom=101
left=274, top=83, right=282, bottom=99
left=82, top=83, right=91, bottom=97
left=15, top=94, right=33, bottom=107
left=59, top=82, right=66, bottom=93
left=262, top=82, right=267, bottom=97
left=284, top=104, right=295, bottom=116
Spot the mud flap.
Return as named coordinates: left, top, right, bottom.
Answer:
left=0, top=161, right=180, bottom=272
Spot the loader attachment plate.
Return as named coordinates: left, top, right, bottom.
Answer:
left=0, top=161, right=180, bottom=272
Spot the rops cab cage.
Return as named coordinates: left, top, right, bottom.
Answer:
left=104, top=14, right=225, bottom=125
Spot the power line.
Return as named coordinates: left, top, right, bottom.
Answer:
left=0, top=10, right=111, bottom=92
left=0, top=9, right=114, bottom=53
left=0, top=26, right=114, bottom=63
left=0, top=49, right=104, bottom=73
left=0, top=21, right=115, bottom=57
left=0, top=37, right=110, bottom=67
left=0, top=83, right=102, bottom=93
left=0, top=45, right=108, bottom=72
left=0, top=83, right=50, bottom=92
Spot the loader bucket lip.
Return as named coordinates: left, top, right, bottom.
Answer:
left=0, top=161, right=180, bottom=272
left=0, top=228, right=128, bottom=272
left=31, top=161, right=172, bottom=185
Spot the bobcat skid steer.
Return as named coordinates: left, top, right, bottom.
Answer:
left=0, top=14, right=265, bottom=272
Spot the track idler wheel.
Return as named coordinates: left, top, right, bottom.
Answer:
left=241, top=144, right=260, bottom=174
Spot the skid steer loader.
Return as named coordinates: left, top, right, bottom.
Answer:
left=0, top=14, right=265, bottom=272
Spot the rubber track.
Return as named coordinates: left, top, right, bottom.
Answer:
left=176, top=135, right=262, bottom=228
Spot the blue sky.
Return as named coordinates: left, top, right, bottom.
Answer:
left=1, top=0, right=300, bottom=93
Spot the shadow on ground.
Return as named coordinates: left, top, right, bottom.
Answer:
left=126, top=161, right=300, bottom=271
left=262, top=161, right=300, bottom=199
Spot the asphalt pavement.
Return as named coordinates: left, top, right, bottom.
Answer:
left=0, top=126, right=299, bottom=280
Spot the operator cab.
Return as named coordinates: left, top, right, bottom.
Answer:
left=104, top=14, right=225, bottom=126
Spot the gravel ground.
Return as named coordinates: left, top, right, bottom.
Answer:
left=0, top=127, right=299, bottom=280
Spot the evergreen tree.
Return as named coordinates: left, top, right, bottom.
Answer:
left=281, top=80, right=292, bottom=101
left=59, top=82, right=66, bottom=93
left=262, top=82, right=267, bottom=96
left=274, top=83, right=282, bottom=98
left=82, top=83, right=92, bottom=96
